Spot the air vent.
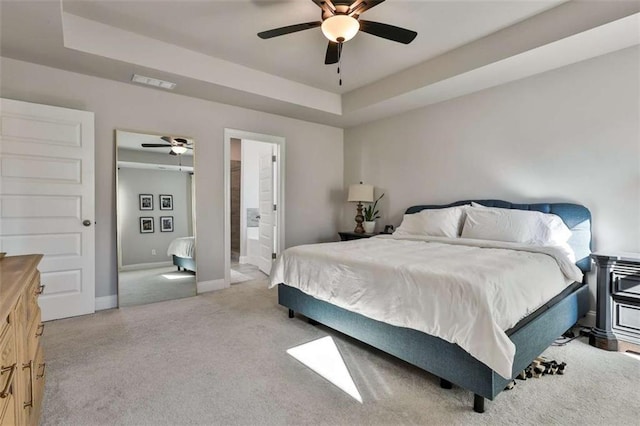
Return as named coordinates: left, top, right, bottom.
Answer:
left=131, top=74, right=176, bottom=90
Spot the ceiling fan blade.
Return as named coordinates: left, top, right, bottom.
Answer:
left=258, top=21, right=322, bottom=39
left=325, top=41, right=341, bottom=65
left=348, top=0, right=385, bottom=16
left=358, top=20, right=417, bottom=44
left=142, top=143, right=172, bottom=148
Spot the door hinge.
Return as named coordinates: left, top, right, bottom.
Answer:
left=272, top=155, right=276, bottom=162
left=273, top=204, right=277, bottom=211
left=272, top=253, right=277, bottom=260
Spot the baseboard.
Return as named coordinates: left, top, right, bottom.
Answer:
left=95, top=295, right=118, bottom=311
left=579, top=310, right=596, bottom=328
left=119, top=261, right=173, bottom=272
left=239, top=256, right=249, bottom=264
left=197, top=279, right=226, bottom=293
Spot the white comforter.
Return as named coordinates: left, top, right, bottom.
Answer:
left=167, top=236, right=195, bottom=259
left=269, top=235, right=582, bottom=379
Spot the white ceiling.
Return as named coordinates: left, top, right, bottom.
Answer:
left=117, top=130, right=194, bottom=156
left=60, top=0, right=565, bottom=93
left=1, top=1, right=638, bottom=127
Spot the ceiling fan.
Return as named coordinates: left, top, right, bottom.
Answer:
left=257, top=0, right=417, bottom=65
left=141, top=136, right=193, bottom=155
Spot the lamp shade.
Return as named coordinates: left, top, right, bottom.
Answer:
left=321, top=15, right=360, bottom=43
left=347, top=183, right=374, bottom=202
left=171, top=145, right=188, bottom=154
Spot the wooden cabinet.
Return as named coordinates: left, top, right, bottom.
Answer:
left=590, top=252, right=640, bottom=351
left=0, top=254, right=45, bottom=426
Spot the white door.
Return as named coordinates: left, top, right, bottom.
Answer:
left=258, top=148, right=275, bottom=274
left=0, top=98, right=95, bottom=321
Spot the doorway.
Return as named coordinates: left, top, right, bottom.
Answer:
left=224, top=129, right=285, bottom=286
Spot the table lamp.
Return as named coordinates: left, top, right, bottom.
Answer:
left=347, top=182, right=374, bottom=233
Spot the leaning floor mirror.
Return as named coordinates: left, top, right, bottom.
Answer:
left=115, top=130, right=196, bottom=307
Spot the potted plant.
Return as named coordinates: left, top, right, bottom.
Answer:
left=363, top=193, right=384, bottom=233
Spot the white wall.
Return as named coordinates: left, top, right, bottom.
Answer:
left=0, top=57, right=344, bottom=298
left=118, top=168, right=191, bottom=266
left=344, top=46, right=640, bottom=306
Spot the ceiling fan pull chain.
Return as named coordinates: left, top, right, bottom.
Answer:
left=338, top=42, right=343, bottom=86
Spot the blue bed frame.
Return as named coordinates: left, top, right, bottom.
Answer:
left=278, top=200, right=592, bottom=412
left=172, top=255, right=196, bottom=273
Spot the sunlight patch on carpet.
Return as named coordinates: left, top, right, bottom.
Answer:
left=623, top=351, right=640, bottom=362
left=287, top=336, right=362, bottom=403
left=161, top=273, right=193, bottom=280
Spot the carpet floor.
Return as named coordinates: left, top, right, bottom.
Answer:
left=42, top=279, right=639, bottom=425
left=118, top=266, right=196, bottom=307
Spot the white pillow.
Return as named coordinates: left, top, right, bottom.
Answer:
left=461, top=206, right=572, bottom=245
left=469, top=203, right=572, bottom=245
left=394, top=206, right=468, bottom=238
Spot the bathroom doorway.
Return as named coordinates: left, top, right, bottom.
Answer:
left=224, top=129, right=285, bottom=286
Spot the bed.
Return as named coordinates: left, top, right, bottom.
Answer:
left=167, top=236, right=196, bottom=273
left=270, top=200, right=591, bottom=412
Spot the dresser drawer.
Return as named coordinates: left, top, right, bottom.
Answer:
left=30, top=345, right=45, bottom=426
left=0, top=315, right=9, bottom=344
left=27, top=310, right=43, bottom=361
left=25, top=273, right=42, bottom=326
left=0, top=390, right=16, bottom=426
left=613, top=270, right=640, bottom=299
left=613, top=301, right=640, bottom=337
left=0, top=327, right=17, bottom=423
left=0, top=327, right=17, bottom=381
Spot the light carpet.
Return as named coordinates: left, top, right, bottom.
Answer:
left=118, top=266, right=196, bottom=307
left=42, top=279, right=640, bottom=425
left=230, top=269, right=252, bottom=284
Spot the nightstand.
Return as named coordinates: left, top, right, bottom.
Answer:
left=590, top=252, right=640, bottom=351
left=339, top=231, right=375, bottom=241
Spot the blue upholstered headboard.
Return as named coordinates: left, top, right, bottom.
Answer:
left=405, top=200, right=592, bottom=273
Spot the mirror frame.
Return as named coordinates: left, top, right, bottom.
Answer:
left=114, top=129, right=197, bottom=308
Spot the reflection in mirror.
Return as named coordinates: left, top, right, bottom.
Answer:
left=116, top=130, right=196, bottom=307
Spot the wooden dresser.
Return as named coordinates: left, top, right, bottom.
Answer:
left=0, top=254, right=45, bottom=426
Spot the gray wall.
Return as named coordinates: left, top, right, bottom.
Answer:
left=0, top=56, right=344, bottom=297
left=344, top=46, right=640, bottom=308
left=118, top=167, right=191, bottom=266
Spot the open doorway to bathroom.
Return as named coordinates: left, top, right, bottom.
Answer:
left=225, top=129, right=285, bottom=286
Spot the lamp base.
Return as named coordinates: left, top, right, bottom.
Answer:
left=354, top=202, right=365, bottom=234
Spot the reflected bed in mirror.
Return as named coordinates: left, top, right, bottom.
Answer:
left=116, top=130, right=196, bottom=307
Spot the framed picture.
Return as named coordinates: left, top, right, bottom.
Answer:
left=139, top=194, right=153, bottom=210
left=139, top=217, right=154, bottom=233
left=160, top=216, right=174, bottom=232
left=159, top=194, right=173, bottom=210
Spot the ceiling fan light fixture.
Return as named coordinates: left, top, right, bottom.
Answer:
left=171, top=145, right=188, bottom=155
left=321, top=15, right=359, bottom=43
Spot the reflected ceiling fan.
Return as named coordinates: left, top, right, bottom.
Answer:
left=142, top=136, right=193, bottom=155
left=257, top=0, right=417, bottom=66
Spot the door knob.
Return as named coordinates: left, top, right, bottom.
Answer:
left=83, top=220, right=92, bottom=227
